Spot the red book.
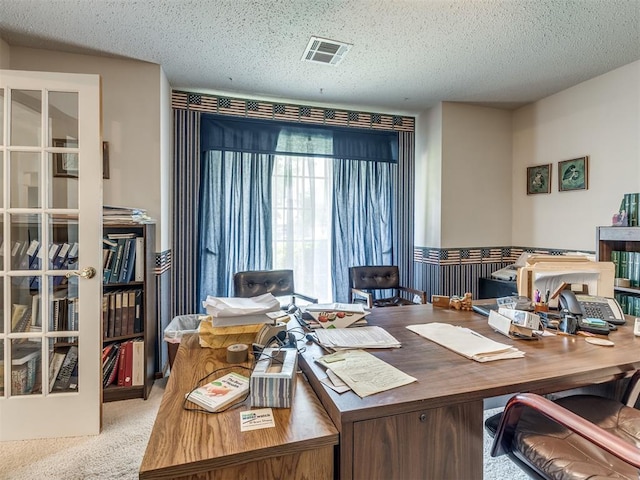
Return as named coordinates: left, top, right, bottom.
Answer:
left=117, top=341, right=128, bottom=386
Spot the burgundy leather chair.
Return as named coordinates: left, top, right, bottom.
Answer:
left=349, top=265, right=426, bottom=308
left=486, top=371, right=640, bottom=479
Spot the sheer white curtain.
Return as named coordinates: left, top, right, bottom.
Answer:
left=272, top=129, right=333, bottom=302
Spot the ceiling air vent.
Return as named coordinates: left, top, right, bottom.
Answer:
left=302, top=36, right=352, bottom=66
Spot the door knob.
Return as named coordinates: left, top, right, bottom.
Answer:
left=65, top=267, right=97, bottom=279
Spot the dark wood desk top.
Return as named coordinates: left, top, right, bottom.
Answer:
left=139, top=334, right=338, bottom=479
left=298, top=303, right=640, bottom=425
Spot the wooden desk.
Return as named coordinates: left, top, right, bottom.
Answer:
left=139, top=334, right=338, bottom=480
left=298, top=304, right=640, bottom=480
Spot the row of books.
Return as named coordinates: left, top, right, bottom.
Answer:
left=610, top=250, right=640, bottom=287
left=103, top=234, right=144, bottom=284
left=6, top=239, right=79, bottom=289
left=618, top=193, right=639, bottom=227
left=102, top=339, right=145, bottom=388
left=615, top=293, right=640, bottom=316
left=51, top=296, right=79, bottom=333
left=49, top=344, right=79, bottom=393
left=102, top=289, right=143, bottom=339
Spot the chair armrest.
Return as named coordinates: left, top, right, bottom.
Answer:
left=351, top=288, right=373, bottom=309
left=622, top=369, right=640, bottom=406
left=491, top=392, right=640, bottom=469
left=398, top=286, right=427, bottom=304
left=292, top=292, right=318, bottom=304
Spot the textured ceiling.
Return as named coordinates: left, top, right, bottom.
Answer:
left=0, top=0, right=639, bottom=114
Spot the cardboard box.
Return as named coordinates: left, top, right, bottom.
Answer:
left=250, top=347, right=297, bottom=408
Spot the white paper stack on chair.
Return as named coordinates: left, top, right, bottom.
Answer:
left=202, top=293, right=281, bottom=327
left=406, top=322, right=525, bottom=362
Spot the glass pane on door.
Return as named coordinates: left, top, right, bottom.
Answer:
left=10, top=90, right=41, bottom=147
left=10, top=151, right=41, bottom=208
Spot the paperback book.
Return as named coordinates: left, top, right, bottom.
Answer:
left=185, top=372, right=249, bottom=412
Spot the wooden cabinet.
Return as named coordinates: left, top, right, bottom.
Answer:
left=596, top=226, right=640, bottom=315
left=102, top=222, right=156, bottom=402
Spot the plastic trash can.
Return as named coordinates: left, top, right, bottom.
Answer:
left=164, top=314, right=201, bottom=369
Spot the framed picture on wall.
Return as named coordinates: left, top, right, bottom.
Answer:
left=558, top=156, right=588, bottom=192
left=52, top=138, right=79, bottom=178
left=526, top=163, right=551, bottom=194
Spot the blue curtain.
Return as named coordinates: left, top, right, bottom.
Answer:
left=198, top=114, right=399, bottom=304
left=331, top=132, right=397, bottom=303
left=198, top=150, right=275, bottom=303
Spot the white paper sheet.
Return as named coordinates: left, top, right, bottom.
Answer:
left=407, top=322, right=525, bottom=362
left=315, top=326, right=401, bottom=349
left=316, top=349, right=416, bottom=397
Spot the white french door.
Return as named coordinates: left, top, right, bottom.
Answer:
left=0, top=70, right=102, bottom=440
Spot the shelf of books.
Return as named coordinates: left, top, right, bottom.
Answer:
left=596, top=226, right=640, bottom=316
left=102, top=222, right=156, bottom=402
left=1, top=214, right=83, bottom=399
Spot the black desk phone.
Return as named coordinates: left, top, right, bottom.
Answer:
left=558, top=290, right=625, bottom=335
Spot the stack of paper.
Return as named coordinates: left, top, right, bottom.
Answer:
left=201, top=293, right=280, bottom=327
left=315, top=326, right=401, bottom=349
left=316, top=349, right=416, bottom=397
left=406, top=322, right=525, bottom=362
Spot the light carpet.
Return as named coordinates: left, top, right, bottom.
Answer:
left=0, top=379, right=527, bottom=480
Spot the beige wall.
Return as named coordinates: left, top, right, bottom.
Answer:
left=8, top=46, right=168, bottom=251
left=511, top=60, right=640, bottom=251
left=0, top=37, right=9, bottom=68
left=415, top=103, right=442, bottom=248
left=415, top=102, right=512, bottom=249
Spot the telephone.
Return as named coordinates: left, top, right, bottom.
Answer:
left=558, top=290, right=625, bottom=335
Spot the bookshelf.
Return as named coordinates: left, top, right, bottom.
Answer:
left=596, top=226, right=640, bottom=316
left=102, top=222, right=156, bottom=402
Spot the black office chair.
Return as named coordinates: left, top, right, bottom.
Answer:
left=233, top=269, right=318, bottom=309
left=349, top=265, right=426, bottom=308
left=485, top=370, right=640, bottom=479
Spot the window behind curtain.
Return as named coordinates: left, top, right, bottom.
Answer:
left=273, top=129, right=333, bottom=302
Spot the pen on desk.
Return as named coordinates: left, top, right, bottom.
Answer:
left=306, top=334, right=334, bottom=354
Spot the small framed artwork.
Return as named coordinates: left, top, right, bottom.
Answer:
left=526, top=163, right=551, bottom=194
left=52, top=138, right=79, bottom=178
left=558, top=156, right=588, bottom=192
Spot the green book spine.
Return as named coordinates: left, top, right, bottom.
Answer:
left=611, top=250, right=620, bottom=278
left=619, top=294, right=628, bottom=314
left=620, top=251, right=629, bottom=279
left=634, top=296, right=640, bottom=317
left=632, top=251, right=640, bottom=288
left=625, top=193, right=631, bottom=218
left=629, top=252, right=637, bottom=286
left=630, top=193, right=639, bottom=227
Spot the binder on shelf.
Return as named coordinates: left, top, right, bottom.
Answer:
left=114, top=291, right=123, bottom=337
left=132, top=340, right=144, bottom=386
left=118, top=237, right=137, bottom=284
left=127, top=291, right=137, bottom=335
left=52, top=345, right=79, bottom=392
left=133, top=290, right=143, bottom=333
left=109, top=239, right=128, bottom=284
left=121, top=290, right=130, bottom=336
left=134, top=236, right=145, bottom=282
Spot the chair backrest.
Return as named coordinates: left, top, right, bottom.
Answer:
left=233, top=269, right=295, bottom=298
left=349, top=265, right=400, bottom=290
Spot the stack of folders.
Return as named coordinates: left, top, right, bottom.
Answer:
left=315, top=326, right=401, bottom=349
left=406, top=322, right=525, bottom=362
